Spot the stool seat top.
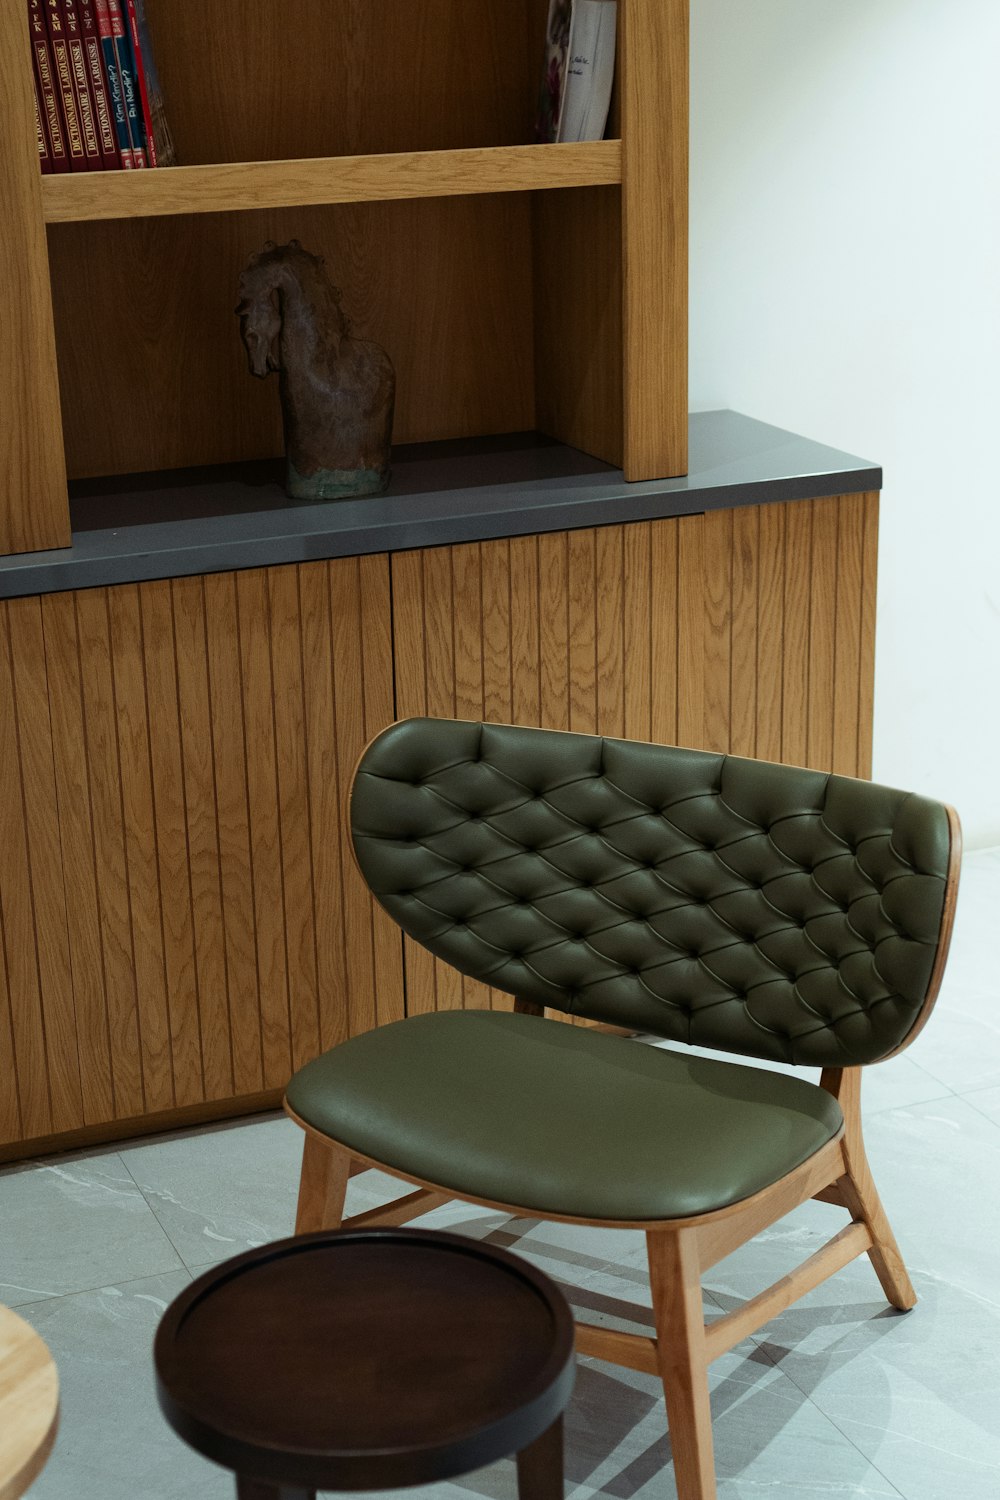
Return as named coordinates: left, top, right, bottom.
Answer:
left=154, top=1227, right=575, bottom=1491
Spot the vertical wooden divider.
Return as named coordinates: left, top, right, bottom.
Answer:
left=6, top=597, right=82, bottom=1133
left=0, top=0, right=70, bottom=554
left=173, top=576, right=233, bottom=1102
left=0, top=603, right=52, bottom=1139
left=621, top=0, right=689, bottom=479
left=107, top=585, right=175, bottom=1114
left=755, top=505, right=785, bottom=764
left=203, top=572, right=263, bottom=1096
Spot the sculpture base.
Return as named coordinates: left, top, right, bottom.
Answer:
left=286, top=463, right=390, bottom=502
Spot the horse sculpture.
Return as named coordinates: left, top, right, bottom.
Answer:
left=236, top=240, right=395, bottom=501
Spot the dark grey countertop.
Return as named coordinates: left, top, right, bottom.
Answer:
left=0, top=410, right=880, bottom=600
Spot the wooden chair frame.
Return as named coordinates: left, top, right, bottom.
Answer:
left=285, top=784, right=960, bottom=1500
left=285, top=1062, right=941, bottom=1500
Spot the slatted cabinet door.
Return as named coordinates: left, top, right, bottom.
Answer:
left=390, top=494, right=878, bottom=1017
left=0, top=556, right=401, bottom=1157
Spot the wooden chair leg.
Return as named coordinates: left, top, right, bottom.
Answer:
left=647, top=1228, right=717, bottom=1500
left=294, top=1133, right=350, bottom=1234
left=837, top=1144, right=916, bottom=1310
left=822, top=1068, right=916, bottom=1311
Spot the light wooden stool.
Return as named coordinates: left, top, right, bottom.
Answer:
left=0, top=1305, right=59, bottom=1500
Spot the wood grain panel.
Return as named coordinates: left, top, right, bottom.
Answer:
left=298, top=563, right=348, bottom=1055
left=755, top=505, right=785, bottom=763
left=0, top=496, right=878, bottom=1154
left=533, top=185, right=624, bottom=466
left=203, top=572, right=263, bottom=1095
left=235, top=568, right=292, bottom=1088
left=49, top=194, right=536, bottom=480
left=268, top=567, right=322, bottom=1068
left=781, top=502, right=813, bottom=768
left=807, top=499, right=839, bottom=774
left=147, top=0, right=540, bottom=165
left=43, top=143, right=623, bottom=223
left=701, top=511, right=734, bottom=754
left=832, top=494, right=864, bottom=777
left=596, top=527, right=625, bottom=736
left=75, top=589, right=145, bottom=1119
left=40, top=592, right=115, bottom=1124
left=352, top=554, right=404, bottom=1030
left=6, top=597, right=82, bottom=1132
left=141, top=580, right=204, bottom=1107
left=623, top=524, right=652, bottom=742
left=730, top=507, right=760, bottom=758
left=0, top=0, right=70, bottom=554
left=649, top=519, right=680, bottom=746
left=676, top=515, right=706, bottom=750
left=0, top=606, right=52, bottom=1138
left=107, top=586, right=175, bottom=1113
left=621, top=0, right=688, bottom=478
left=0, top=556, right=398, bottom=1154
left=173, top=576, right=233, bottom=1102
left=858, top=495, right=880, bottom=779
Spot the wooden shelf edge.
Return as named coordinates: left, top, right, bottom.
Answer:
left=41, top=141, right=623, bottom=224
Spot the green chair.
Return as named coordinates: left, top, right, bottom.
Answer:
left=284, top=718, right=960, bottom=1500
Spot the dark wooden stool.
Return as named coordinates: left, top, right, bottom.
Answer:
left=154, top=1227, right=575, bottom=1500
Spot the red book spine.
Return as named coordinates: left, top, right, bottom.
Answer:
left=43, top=0, right=86, bottom=170
left=124, top=0, right=155, bottom=165
left=33, top=86, right=51, bottom=174
left=27, top=0, right=68, bottom=172
left=77, top=0, right=119, bottom=168
left=106, top=0, right=145, bottom=166
left=62, top=0, right=102, bottom=170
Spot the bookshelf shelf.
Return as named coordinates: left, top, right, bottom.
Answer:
left=40, top=141, right=624, bottom=224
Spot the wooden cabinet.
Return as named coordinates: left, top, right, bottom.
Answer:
left=0, top=490, right=877, bottom=1159
left=0, top=554, right=402, bottom=1156
left=0, top=0, right=688, bottom=555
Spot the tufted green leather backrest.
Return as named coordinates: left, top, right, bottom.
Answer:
left=350, top=719, right=958, bottom=1068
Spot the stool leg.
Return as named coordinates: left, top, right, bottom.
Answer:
left=516, top=1417, right=564, bottom=1500
left=236, top=1478, right=315, bottom=1500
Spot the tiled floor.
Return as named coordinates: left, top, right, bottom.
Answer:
left=4, top=848, right=999, bottom=1500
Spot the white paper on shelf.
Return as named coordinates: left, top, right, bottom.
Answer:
left=558, top=2, right=617, bottom=144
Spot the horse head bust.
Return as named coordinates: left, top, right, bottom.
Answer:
left=236, top=240, right=395, bottom=501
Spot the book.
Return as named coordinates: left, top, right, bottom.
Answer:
left=133, top=0, right=175, bottom=165
left=62, top=0, right=103, bottom=170
left=43, top=0, right=87, bottom=170
left=106, top=0, right=146, bottom=166
left=536, top=0, right=617, bottom=145
left=28, top=0, right=69, bottom=172
left=33, top=88, right=51, bottom=173
left=78, top=0, right=121, bottom=169
left=93, top=0, right=134, bottom=167
left=123, top=0, right=155, bottom=164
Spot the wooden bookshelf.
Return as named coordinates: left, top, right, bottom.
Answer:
left=41, top=142, right=624, bottom=223
left=1, top=0, right=688, bottom=553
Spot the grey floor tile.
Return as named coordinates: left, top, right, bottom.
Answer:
left=118, top=1113, right=304, bottom=1269
left=962, top=1083, right=1000, bottom=1125
left=0, top=1150, right=184, bottom=1306
left=19, top=1269, right=232, bottom=1500
left=753, top=1272, right=1000, bottom=1500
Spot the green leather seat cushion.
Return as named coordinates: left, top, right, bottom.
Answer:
left=286, top=1012, right=844, bottom=1222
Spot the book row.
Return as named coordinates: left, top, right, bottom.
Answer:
left=27, top=0, right=173, bottom=173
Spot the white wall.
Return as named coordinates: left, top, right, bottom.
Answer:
left=689, top=0, right=1000, bottom=847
